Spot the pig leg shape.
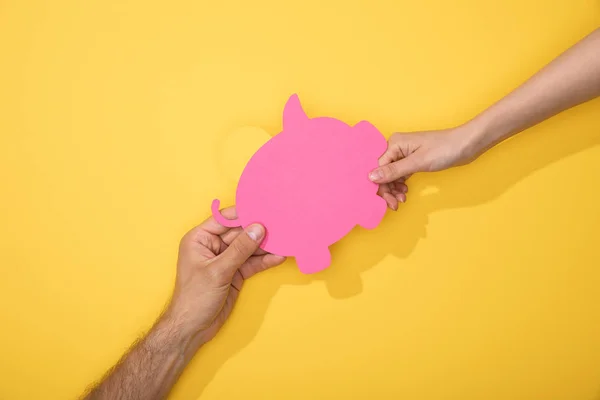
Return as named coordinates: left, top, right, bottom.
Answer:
left=296, top=247, right=332, bottom=274
left=359, top=195, right=387, bottom=229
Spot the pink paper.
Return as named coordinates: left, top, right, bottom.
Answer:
left=212, top=94, right=387, bottom=274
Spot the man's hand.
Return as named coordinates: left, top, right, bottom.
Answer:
left=370, top=127, right=475, bottom=210
left=83, top=207, right=285, bottom=400
left=169, top=206, right=286, bottom=346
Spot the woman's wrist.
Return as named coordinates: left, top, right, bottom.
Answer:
left=453, top=111, right=510, bottom=164
left=449, top=122, right=487, bottom=165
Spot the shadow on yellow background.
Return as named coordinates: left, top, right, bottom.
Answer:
left=181, top=97, right=600, bottom=399
left=1, top=1, right=600, bottom=399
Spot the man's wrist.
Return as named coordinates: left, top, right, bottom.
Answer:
left=148, top=307, right=202, bottom=358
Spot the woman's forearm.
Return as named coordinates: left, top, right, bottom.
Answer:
left=463, top=28, right=600, bottom=157
left=371, top=27, right=600, bottom=204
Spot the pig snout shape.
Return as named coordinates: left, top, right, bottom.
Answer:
left=212, top=94, right=388, bottom=274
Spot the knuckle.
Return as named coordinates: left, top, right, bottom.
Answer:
left=179, top=226, right=201, bottom=248
left=179, top=233, right=192, bottom=251
left=384, top=163, right=399, bottom=179
left=390, top=132, right=409, bottom=145
left=231, top=236, right=252, bottom=256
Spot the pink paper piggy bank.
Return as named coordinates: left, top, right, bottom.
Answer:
left=212, top=94, right=387, bottom=274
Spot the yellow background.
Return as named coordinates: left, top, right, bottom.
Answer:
left=1, top=1, right=600, bottom=399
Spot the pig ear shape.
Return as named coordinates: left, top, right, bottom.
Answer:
left=283, top=94, right=308, bottom=130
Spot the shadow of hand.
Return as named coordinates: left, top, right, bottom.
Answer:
left=173, top=102, right=600, bottom=399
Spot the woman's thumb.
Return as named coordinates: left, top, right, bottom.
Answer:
left=369, top=156, right=419, bottom=184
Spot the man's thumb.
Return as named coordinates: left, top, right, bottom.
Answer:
left=216, top=224, right=264, bottom=274
left=369, top=157, right=419, bottom=184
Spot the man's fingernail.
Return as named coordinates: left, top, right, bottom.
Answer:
left=369, top=170, right=382, bottom=181
left=247, top=224, right=264, bottom=241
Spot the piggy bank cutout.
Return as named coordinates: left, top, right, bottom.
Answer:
left=212, top=94, right=387, bottom=274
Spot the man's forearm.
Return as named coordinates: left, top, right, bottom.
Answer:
left=463, top=28, right=600, bottom=156
left=84, top=309, right=199, bottom=400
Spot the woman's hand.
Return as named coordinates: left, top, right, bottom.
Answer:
left=373, top=27, right=600, bottom=211
left=371, top=127, right=476, bottom=210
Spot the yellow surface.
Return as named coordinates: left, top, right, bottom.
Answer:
left=1, top=1, right=600, bottom=399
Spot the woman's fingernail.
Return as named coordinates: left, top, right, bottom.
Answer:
left=247, top=224, right=264, bottom=241
left=369, top=170, right=382, bottom=181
